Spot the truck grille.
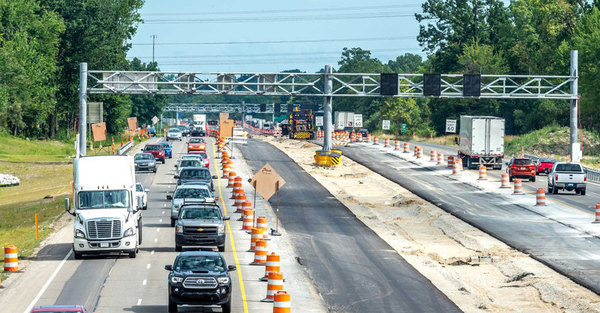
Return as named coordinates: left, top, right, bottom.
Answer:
left=183, top=276, right=218, bottom=289
left=88, top=219, right=121, bottom=239
left=183, top=226, right=217, bottom=235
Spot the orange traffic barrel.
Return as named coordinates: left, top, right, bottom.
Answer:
left=447, top=156, right=454, bottom=168
left=249, top=227, right=263, bottom=252
left=261, top=272, right=284, bottom=303
left=513, top=178, right=524, bottom=195
left=228, top=171, right=237, bottom=178
left=257, top=216, right=269, bottom=239
left=373, top=136, right=379, bottom=145
left=366, top=134, right=372, bottom=143
left=3, top=245, right=18, bottom=272
left=478, top=165, right=487, bottom=180
left=595, top=203, right=600, bottom=223
left=394, top=140, right=401, bottom=151
left=403, top=142, right=410, bottom=153
left=261, top=252, right=281, bottom=281
left=251, top=239, right=268, bottom=265
left=430, top=150, right=436, bottom=162
left=452, top=160, right=460, bottom=175
left=242, top=207, right=254, bottom=230
left=416, top=147, right=423, bottom=159
left=384, top=138, right=390, bottom=148
left=536, top=188, right=547, bottom=206
left=437, top=152, right=444, bottom=165
left=500, top=173, right=511, bottom=188
left=273, top=290, right=291, bottom=312
left=227, top=176, right=235, bottom=188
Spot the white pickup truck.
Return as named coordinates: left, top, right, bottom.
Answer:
left=547, top=162, right=587, bottom=195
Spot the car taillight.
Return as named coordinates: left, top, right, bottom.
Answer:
left=555, top=175, right=559, bottom=180
left=584, top=175, right=587, bottom=181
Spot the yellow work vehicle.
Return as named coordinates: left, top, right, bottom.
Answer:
left=288, top=108, right=315, bottom=140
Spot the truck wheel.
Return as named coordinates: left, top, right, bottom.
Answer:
left=553, top=186, right=558, bottom=194
left=175, top=245, right=182, bottom=252
left=221, top=298, right=231, bottom=313
left=581, top=189, right=586, bottom=196
left=128, top=250, right=137, bottom=258
left=530, top=176, right=536, bottom=182
left=168, top=297, right=177, bottom=312
left=170, top=219, right=175, bottom=227
left=218, top=244, right=225, bottom=252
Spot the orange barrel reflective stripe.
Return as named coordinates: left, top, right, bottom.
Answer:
left=536, top=188, right=547, bottom=206
left=261, top=272, right=284, bottom=303
left=242, top=207, right=254, bottom=230
left=251, top=239, right=268, bottom=265
left=261, top=252, right=281, bottom=281
left=257, top=216, right=269, bottom=239
left=273, top=290, right=291, bottom=312
left=437, top=152, right=444, bottom=165
left=249, top=227, right=262, bottom=251
left=4, top=245, right=18, bottom=272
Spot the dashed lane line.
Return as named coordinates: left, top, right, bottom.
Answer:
left=23, top=249, right=73, bottom=313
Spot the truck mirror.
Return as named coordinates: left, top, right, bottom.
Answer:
left=64, top=197, right=75, bottom=216
left=223, top=216, right=230, bottom=220
left=211, top=175, right=218, bottom=179
left=164, top=265, right=173, bottom=271
left=166, top=194, right=173, bottom=200
left=227, top=265, right=237, bottom=272
left=174, top=174, right=179, bottom=179
left=145, top=189, right=150, bottom=193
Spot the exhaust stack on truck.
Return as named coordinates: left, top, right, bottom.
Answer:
left=66, top=155, right=143, bottom=259
left=458, top=116, right=505, bottom=170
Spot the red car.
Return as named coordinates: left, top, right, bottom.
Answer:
left=506, top=157, right=536, bottom=182
left=535, top=158, right=557, bottom=175
left=143, top=144, right=166, bottom=164
left=31, top=305, right=86, bottom=312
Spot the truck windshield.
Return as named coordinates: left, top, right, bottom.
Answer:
left=174, top=188, right=210, bottom=199
left=175, top=255, right=225, bottom=272
left=78, top=190, right=129, bottom=209
left=180, top=169, right=210, bottom=180
left=556, top=164, right=582, bottom=172
left=180, top=207, right=220, bottom=219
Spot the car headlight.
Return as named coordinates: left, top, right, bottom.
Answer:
left=217, top=277, right=230, bottom=285
left=218, top=225, right=225, bottom=233
left=123, top=227, right=135, bottom=237
left=171, top=276, right=183, bottom=283
left=175, top=224, right=183, bottom=233
left=75, top=228, right=86, bottom=238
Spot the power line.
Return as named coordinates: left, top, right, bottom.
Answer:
left=131, top=35, right=415, bottom=46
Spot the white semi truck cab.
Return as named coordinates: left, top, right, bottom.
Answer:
left=65, top=155, right=143, bottom=259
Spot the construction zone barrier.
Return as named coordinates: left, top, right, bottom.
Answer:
left=261, top=272, right=284, bottom=303
left=234, top=177, right=243, bottom=189
left=413, top=145, right=418, bottom=157
left=350, top=132, right=356, bottom=142
left=227, top=176, right=235, bottom=188
left=373, top=136, right=379, bottom=145
left=437, top=152, right=444, bottom=165
left=513, top=178, right=524, bottom=195
left=452, top=160, right=460, bottom=175
left=447, top=156, right=454, bottom=168
left=249, top=227, right=262, bottom=252
left=235, top=193, right=247, bottom=213
left=251, top=239, right=268, bottom=265
left=535, top=188, right=547, bottom=206
left=332, top=131, right=350, bottom=146
left=594, top=203, right=600, bottom=223
left=257, top=216, right=269, bottom=240
left=403, top=142, right=410, bottom=153
left=416, top=147, right=423, bottom=159
left=478, top=166, right=488, bottom=180
left=430, top=150, right=436, bottom=162
left=273, top=290, right=291, bottom=313
left=356, top=133, right=362, bottom=142
left=261, top=252, right=281, bottom=281
left=500, top=173, right=511, bottom=188
left=242, top=208, right=254, bottom=230
left=366, top=134, right=372, bottom=143
left=384, top=138, right=390, bottom=148
left=4, top=245, right=18, bottom=272
left=394, top=140, right=401, bottom=151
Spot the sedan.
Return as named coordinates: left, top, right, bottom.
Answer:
left=167, top=129, right=183, bottom=141
left=134, top=153, right=157, bottom=172
left=187, top=137, right=206, bottom=153
left=136, top=183, right=149, bottom=210
left=143, top=144, right=166, bottom=164
left=535, top=157, right=557, bottom=175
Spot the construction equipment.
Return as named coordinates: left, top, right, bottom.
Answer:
left=288, top=108, right=315, bottom=140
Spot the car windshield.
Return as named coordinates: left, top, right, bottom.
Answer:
left=174, top=255, right=225, bottom=272
left=78, top=190, right=129, bottom=209
left=189, top=138, right=204, bottom=143
left=180, top=207, right=220, bottom=220
left=555, top=163, right=583, bottom=172
left=540, top=158, right=556, bottom=163
left=136, top=184, right=143, bottom=192
left=135, top=154, right=153, bottom=160
left=514, top=159, right=533, bottom=165
left=180, top=160, right=201, bottom=168
left=174, top=188, right=210, bottom=199
left=180, top=169, right=211, bottom=180
left=144, top=145, right=162, bottom=151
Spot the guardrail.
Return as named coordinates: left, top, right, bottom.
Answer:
left=118, top=140, right=134, bottom=155
left=524, top=153, right=600, bottom=183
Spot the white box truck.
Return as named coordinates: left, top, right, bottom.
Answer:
left=65, top=155, right=143, bottom=259
left=458, top=116, right=505, bottom=170
left=334, top=111, right=355, bottom=130
left=192, top=114, right=206, bottom=136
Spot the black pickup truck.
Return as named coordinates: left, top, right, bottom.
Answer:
left=174, top=202, right=229, bottom=252
left=165, top=251, right=236, bottom=313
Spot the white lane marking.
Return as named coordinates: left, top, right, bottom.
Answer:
left=137, top=298, right=142, bottom=305
left=142, top=279, right=147, bottom=286
left=163, top=203, right=167, bottom=207
left=157, top=228, right=160, bottom=232
left=162, top=211, right=165, bottom=215
left=151, top=250, right=155, bottom=255
left=23, top=249, right=73, bottom=313
left=147, top=264, right=151, bottom=269
left=159, top=219, right=163, bottom=222
left=154, top=238, right=158, bottom=243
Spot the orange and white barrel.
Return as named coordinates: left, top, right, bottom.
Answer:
left=595, top=203, right=600, bottom=223
left=430, top=150, right=436, bottom=162
left=261, top=252, right=281, bottom=281
left=227, top=176, right=235, bottom=188
left=249, top=227, right=263, bottom=251
left=228, top=171, right=237, bottom=178
left=447, top=156, right=454, bottom=168
left=394, top=140, right=401, bottom=150
left=235, top=193, right=247, bottom=213
left=242, top=208, right=254, bottom=230
left=261, top=272, right=284, bottom=303
left=231, top=186, right=242, bottom=199
left=500, top=173, right=511, bottom=188
left=357, top=133, right=362, bottom=142
left=536, top=188, right=547, bottom=206
left=257, top=216, right=269, bottom=239
left=384, top=138, right=390, bottom=148
left=416, top=147, right=423, bottom=159
left=366, top=134, right=372, bottom=143
left=373, top=137, right=379, bottom=145
left=350, top=132, right=356, bottom=143
left=478, top=165, right=487, bottom=180
left=234, top=177, right=242, bottom=189
left=513, top=178, right=524, bottom=195
left=3, top=245, right=18, bottom=272
left=437, top=152, right=444, bottom=165
left=403, top=142, right=410, bottom=153
left=452, top=160, right=460, bottom=175
left=413, top=145, right=418, bottom=156
left=273, top=290, right=291, bottom=313
left=251, top=239, right=268, bottom=265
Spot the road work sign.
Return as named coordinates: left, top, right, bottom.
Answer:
left=127, top=117, right=138, bottom=132
left=315, top=116, right=323, bottom=127
left=445, top=119, right=457, bottom=133
left=151, top=116, right=159, bottom=125
left=382, top=120, right=390, bottom=130
left=250, top=163, right=286, bottom=200
left=354, top=114, right=363, bottom=127
left=91, top=123, right=107, bottom=142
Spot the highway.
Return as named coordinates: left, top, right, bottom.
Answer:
left=336, top=141, right=600, bottom=295
left=238, top=139, right=462, bottom=313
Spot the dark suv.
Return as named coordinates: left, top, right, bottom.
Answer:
left=165, top=251, right=236, bottom=313
left=175, top=202, right=228, bottom=252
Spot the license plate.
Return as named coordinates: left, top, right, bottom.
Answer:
left=520, top=167, right=526, bottom=170
left=100, top=242, right=109, bottom=248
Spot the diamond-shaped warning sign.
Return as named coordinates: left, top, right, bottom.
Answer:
left=250, top=163, right=286, bottom=200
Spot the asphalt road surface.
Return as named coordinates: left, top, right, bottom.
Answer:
left=338, top=143, right=600, bottom=295
left=238, top=139, right=461, bottom=313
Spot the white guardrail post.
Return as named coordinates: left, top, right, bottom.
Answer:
left=118, top=140, right=134, bottom=155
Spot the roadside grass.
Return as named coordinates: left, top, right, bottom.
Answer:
left=1, top=197, right=68, bottom=280
left=0, top=133, right=74, bottom=162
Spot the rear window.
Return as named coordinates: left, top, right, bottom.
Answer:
left=174, top=188, right=211, bottom=199
left=540, top=158, right=556, bottom=163
left=189, top=138, right=205, bottom=143
left=555, top=163, right=582, bottom=172
left=144, top=145, right=162, bottom=150
left=180, top=169, right=211, bottom=180
left=180, top=160, right=201, bottom=167
left=514, top=159, right=533, bottom=165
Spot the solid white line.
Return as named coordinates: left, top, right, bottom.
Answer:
left=137, top=298, right=142, bottom=305
left=23, top=249, right=73, bottom=313
left=142, top=279, right=147, bottom=286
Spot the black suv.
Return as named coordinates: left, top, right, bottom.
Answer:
left=165, top=251, right=236, bottom=313
left=175, top=202, right=229, bottom=252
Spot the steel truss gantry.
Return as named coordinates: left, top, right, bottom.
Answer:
left=163, top=103, right=290, bottom=114
left=79, top=51, right=579, bottom=160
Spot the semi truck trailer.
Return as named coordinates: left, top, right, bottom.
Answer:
left=458, top=116, right=505, bottom=170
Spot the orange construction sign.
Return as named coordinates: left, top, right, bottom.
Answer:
left=250, top=163, right=286, bottom=200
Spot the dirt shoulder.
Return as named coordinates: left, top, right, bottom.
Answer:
left=260, top=136, right=600, bottom=313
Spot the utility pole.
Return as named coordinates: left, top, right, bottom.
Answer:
left=570, top=50, right=579, bottom=162
left=242, top=101, right=245, bottom=130
left=322, top=65, right=333, bottom=152
left=151, top=35, right=157, bottom=64
left=79, top=63, right=88, bottom=156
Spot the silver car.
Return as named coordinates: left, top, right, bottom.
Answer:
left=167, top=128, right=183, bottom=141
left=134, top=153, right=157, bottom=172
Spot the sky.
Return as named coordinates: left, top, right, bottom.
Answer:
left=126, top=0, right=426, bottom=73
